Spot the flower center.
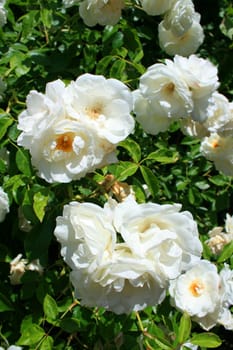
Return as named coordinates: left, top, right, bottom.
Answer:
left=86, top=104, right=103, bottom=120
left=189, top=279, right=205, bottom=297
left=55, top=132, right=75, bottom=152
left=164, top=82, right=175, bottom=95
left=211, top=140, right=219, bottom=148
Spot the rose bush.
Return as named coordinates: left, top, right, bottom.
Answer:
left=0, top=0, right=232, bottom=349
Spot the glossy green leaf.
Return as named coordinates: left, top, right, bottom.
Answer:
left=0, top=114, right=13, bottom=140
left=39, top=336, right=54, bottom=350
left=189, top=333, right=222, bottom=348
left=43, top=294, right=59, bottom=322
left=16, top=148, right=33, bottom=177
left=146, top=150, right=179, bottom=164
left=119, top=138, right=141, bottom=162
left=177, top=313, right=191, bottom=344
left=217, top=240, right=233, bottom=263
left=140, top=165, right=159, bottom=198
left=17, top=324, right=45, bottom=346
left=108, top=161, right=138, bottom=181
left=33, top=191, right=49, bottom=222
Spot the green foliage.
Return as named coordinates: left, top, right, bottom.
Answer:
left=0, top=0, right=233, bottom=349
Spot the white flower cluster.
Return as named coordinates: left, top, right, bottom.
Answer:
left=133, top=54, right=219, bottom=134
left=17, top=74, right=134, bottom=183
left=170, top=260, right=233, bottom=331
left=206, top=213, right=233, bottom=255
left=54, top=195, right=202, bottom=314
left=0, top=0, right=7, bottom=27
left=63, top=0, right=125, bottom=27
left=158, top=0, right=204, bottom=56
left=181, top=92, right=233, bottom=176
left=9, top=254, right=44, bottom=285
left=0, top=186, right=9, bottom=223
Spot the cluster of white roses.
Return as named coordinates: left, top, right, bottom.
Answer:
left=0, top=0, right=7, bottom=27
left=133, top=53, right=233, bottom=176
left=133, top=54, right=219, bottom=133
left=54, top=195, right=203, bottom=314
left=182, top=93, right=233, bottom=176
left=54, top=194, right=233, bottom=331
left=17, top=73, right=134, bottom=183
left=170, top=261, right=233, bottom=331
left=62, top=0, right=204, bottom=57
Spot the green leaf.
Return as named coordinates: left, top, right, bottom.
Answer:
left=177, top=313, right=191, bottom=344
left=110, top=59, right=126, bottom=79
left=189, top=333, right=222, bottom=348
left=17, top=324, right=45, bottom=346
left=96, top=55, right=113, bottom=75
left=108, top=161, right=138, bottom=181
left=0, top=292, right=14, bottom=312
left=40, top=8, right=52, bottom=29
left=146, top=149, right=179, bottom=164
left=39, top=336, right=54, bottom=350
left=16, top=148, right=33, bottom=177
left=43, top=294, right=59, bottom=322
left=33, top=191, right=49, bottom=222
left=119, top=138, right=141, bottom=162
left=0, top=114, right=14, bottom=140
left=140, top=165, right=159, bottom=198
left=217, top=240, right=233, bottom=263
left=146, top=337, right=173, bottom=350
left=60, top=318, right=81, bottom=333
left=209, top=175, right=229, bottom=186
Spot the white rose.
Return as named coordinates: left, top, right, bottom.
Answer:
left=163, top=0, right=196, bottom=37
left=17, top=78, right=120, bottom=183
left=54, top=201, right=117, bottom=271
left=173, top=55, right=219, bottom=122
left=158, top=18, right=204, bottom=57
left=0, top=186, right=9, bottom=223
left=133, top=90, right=174, bottom=134
left=133, top=60, right=193, bottom=135
left=54, top=199, right=166, bottom=314
left=70, top=243, right=166, bottom=314
left=169, top=260, right=221, bottom=319
left=79, top=0, right=125, bottom=27
left=112, top=195, right=202, bottom=280
left=66, top=73, right=134, bottom=144
left=139, top=0, right=173, bottom=16
left=200, top=133, right=233, bottom=176
left=170, top=260, right=233, bottom=331
left=204, top=92, right=233, bottom=136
